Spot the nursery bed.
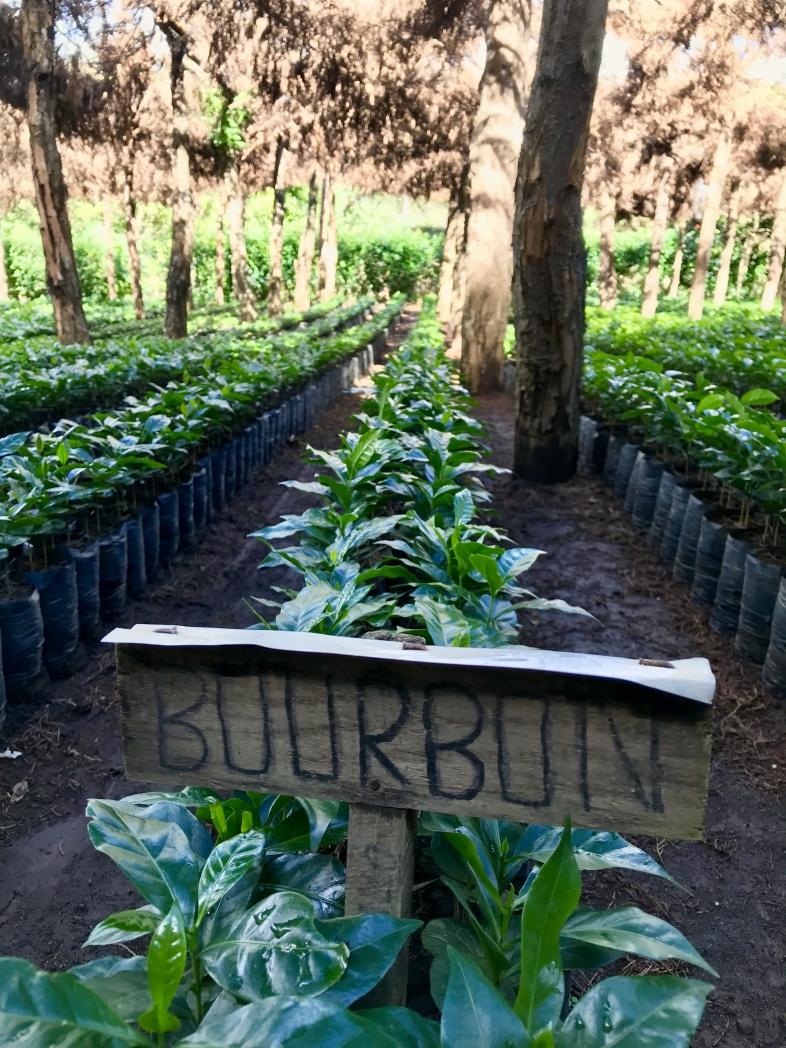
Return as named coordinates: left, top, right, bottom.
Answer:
left=0, top=376, right=784, bottom=1048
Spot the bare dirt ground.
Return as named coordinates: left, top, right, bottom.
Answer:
left=0, top=366, right=783, bottom=1047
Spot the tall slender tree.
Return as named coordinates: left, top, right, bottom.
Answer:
left=512, top=0, right=608, bottom=482
left=688, top=127, right=732, bottom=319
left=294, top=170, right=318, bottom=310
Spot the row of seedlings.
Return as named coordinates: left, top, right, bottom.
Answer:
left=0, top=298, right=403, bottom=724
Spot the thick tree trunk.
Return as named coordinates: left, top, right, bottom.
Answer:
left=318, top=175, right=338, bottom=302
left=667, top=220, right=686, bottom=297
left=761, top=170, right=786, bottom=311
left=688, top=129, right=732, bottom=320
left=512, top=0, right=608, bottom=482
left=712, top=189, right=740, bottom=306
left=103, top=197, right=117, bottom=301
left=436, top=186, right=463, bottom=326
left=225, top=163, right=257, bottom=321
left=447, top=165, right=470, bottom=356
left=641, top=161, right=673, bottom=318
left=460, top=0, right=531, bottom=393
left=267, top=140, right=286, bottom=316
left=121, top=160, right=144, bottom=320
left=597, top=183, right=617, bottom=310
left=21, top=0, right=89, bottom=344
left=294, top=171, right=318, bottom=311
left=780, top=261, right=786, bottom=325
left=163, top=31, right=194, bottom=339
left=735, top=213, right=759, bottom=298
left=0, top=228, right=8, bottom=302
left=214, top=203, right=225, bottom=306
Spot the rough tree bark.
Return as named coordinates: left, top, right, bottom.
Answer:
left=225, top=163, right=257, bottom=321
left=512, top=0, right=609, bottom=482
left=712, top=187, right=740, bottom=306
left=267, top=139, right=286, bottom=316
left=21, top=0, right=89, bottom=344
left=460, top=0, right=531, bottom=393
left=162, top=27, right=194, bottom=338
left=735, top=213, right=759, bottom=298
left=667, top=219, right=686, bottom=297
left=597, top=182, right=617, bottom=310
left=688, top=129, right=732, bottom=320
left=761, top=169, right=786, bottom=311
left=294, top=171, right=318, bottom=311
left=214, top=201, right=225, bottom=306
left=0, top=227, right=8, bottom=302
left=436, top=184, right=463, bottom=327
left=641, top=159, right=673, bottom=318
left=121, top=156, right=144, bottom=320
left=103, top=197, right=117, bottom=301
left=318, top=175, right=338, bottom=302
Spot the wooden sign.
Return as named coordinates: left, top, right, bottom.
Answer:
left=106, top=625, right=714, bottom=1005
left=106, top=625, right=713, bottom=840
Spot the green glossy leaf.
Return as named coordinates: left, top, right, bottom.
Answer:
left=422, top=917, right=494, bottom=1009
left=441, top=948, right=529, bottom=1048
left=83, top=905, right=160, bottom=947
left=740, top=387, right=778, bottom=407
left=561, top=907, right=717, bottom=976
left=515, top=822, right=580, bottom=1036
left=196, top=831, right=267, bottom=925
left=0, top=957, right=146, bottom=1045
left=259, top=852, right=345, bottom=918
left=557, top=975, right=712, bottom=1047
left=202, top=890, right=348, bottom=1001
left=138, top=906, right=187, bottom=1035
left=517, top=827, right=675, bottom=884
left=70, top=956, right=151, bottom=1022
left=317, top=913, right=421, bottom=1006
left=86, top=799, right=203, bottom=924
left=362, top=1007, right=441, bottom=1047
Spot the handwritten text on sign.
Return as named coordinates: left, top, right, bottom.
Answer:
left=109, top=627, right=713, bottom=840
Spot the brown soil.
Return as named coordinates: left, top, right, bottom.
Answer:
left=0, top=371, right=784, bottom=1047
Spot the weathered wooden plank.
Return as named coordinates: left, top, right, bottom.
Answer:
left=344, top=803, right=416, bottom=1006
left=110, top=627, right=714, bottom=840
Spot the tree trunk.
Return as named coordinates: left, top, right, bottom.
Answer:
left=780, top=259, right=786, bottom=325
left=712, top=189, right=740, bottom=306
left=294, top=171, right=318, bottom=311
left=226, top=163, right=257, bottom=321
left=267, top=139, right=286, bottom=316
left=597, top=182, right=617, bottom=310
left=460, top=0, right=532, bottom=393
left=687, top=129, right=732, bottom=320
left=761, top=169, right=786, bottom=311
left=102, top=197, right=117, bottom=301
left=163, top=30, right=194, bottom=339
left=641, top=161, right=673, bottom=318
left=21, top=0, right=89, bottom=344
left=436, top=186, right=463, bottom=327
left=318, top=175, right=338, bottom=301
left=735, top=213, right=759, bottom=299
left=0, top=225, right=8, bottom=302
left=121, top=159, right=144, bottom=320
left=667, top=220, right=686, bottom=297
left=512, top=0, right=608, bottom=482
left=214, top=203, right=225, bottom=306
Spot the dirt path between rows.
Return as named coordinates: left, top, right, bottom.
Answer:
left=0, top=359, right=783, bottom=1047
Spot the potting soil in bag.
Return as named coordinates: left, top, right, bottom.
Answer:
left=178, top=477, right=196, bottom=552
left=735, top=555, right=783, bottom=664
left=224, top=440, right=237, bottom=500
left=210, top=447, right=226, bottom=512
left=762, top=577, right=786, bottom=700
left=125, top=515, right=148, bottom=599
left=603, top=435, right=623, bottom=487
left=659, top=485, right=691, bottom=567
left=623, top=450, right=644, bottom=513
left=69, top=542, right=101, bottom=638
left=0, top=587, right=43, bottom=696
left=158, top=490, right=180, bottom=568
left=26, top=557, right=80, bottom=677
left=199, top=457, right=213, bottom=524
left=141, top=502, right=160, bottom=582
left=691, top=518, right=728, bottom=606
left=709, top=534, right=750, bottom=635
left=648, top=470, right=677, bottom=546
left=99, top=526, right=128, bottom=618
left=632, top=458, right=664, bottom=529
left=673, top=494, right=707, bottom=585
left=233, top=436, right=245, bottom=490
left=614, top=443, right=640, bottom=500
left=193, top=467, right=209, bottom=530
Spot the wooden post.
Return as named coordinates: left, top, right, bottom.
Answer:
left=344, top=802, right=416, bottom=1006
